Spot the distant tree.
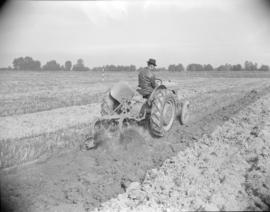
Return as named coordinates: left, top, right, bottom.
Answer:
left=24, top=56, right=41, bottom=70
left=77, top=59, right=84, bottom=67
left=91, top=67, right=103, bottom=72
left=129, top=65, right=136, bottom=72
left=42, top=60, right=61, bottom=71
left=176, top=64, right=184, bottom=71
left=216, top=65, right=226, bottom=71
left=168, top=64, right=176, bottom=72
left=244, top=61, right=257, bottom=71
left=258, top=65, right=270, bottom=71
left=34, top=61, right=41, bottom=70
left=231, top=64, right=242, bottom=71
left=203, top=64, right=213, bottom=71
left=186, top=63, right=204, bottom=71
left=103, top=65, right=109, bottom=72
left=13, top=57, right=24, bottom=70
left=72, top=59, right=89, bottom=71
left=216, top=63, right=232, bottom=71
left=168, top=64, right=184, bottom=72
left=64, top=61, right=72, bottom=71
left=116, top=65, right=137, bottom=72
left=12, top=56, right=41, bottom=70
left=102, top=64, right=137, bottom=72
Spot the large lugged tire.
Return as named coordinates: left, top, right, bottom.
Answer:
left=150, top=89, right=176, bottom=137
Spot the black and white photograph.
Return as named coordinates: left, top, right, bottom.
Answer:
left=0, top=0, right=270, bottom=211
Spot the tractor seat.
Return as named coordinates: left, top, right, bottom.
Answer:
left=136, top=88, right=150, bottom=99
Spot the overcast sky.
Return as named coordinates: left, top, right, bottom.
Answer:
left=0, top=0, right=269, bottom=68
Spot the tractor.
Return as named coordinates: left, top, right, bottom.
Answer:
left=83, top=79, right=190, bottom=149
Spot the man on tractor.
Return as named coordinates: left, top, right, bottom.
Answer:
left=82, top=58, right=190, bottom=150
left=137, top=58, right=158, bottom=99
left=137, top=58, right=190, bottom=127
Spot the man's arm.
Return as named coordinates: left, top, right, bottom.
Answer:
left=150, top=72, right=157, bottom=88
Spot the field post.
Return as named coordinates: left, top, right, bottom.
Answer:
left=102, top=66, right=105, bottom=82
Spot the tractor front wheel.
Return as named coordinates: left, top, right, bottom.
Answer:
left=179, top=100, right=190, bottom=125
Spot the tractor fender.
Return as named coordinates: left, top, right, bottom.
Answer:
left=147, top=84, right=167, bottom=105
left=110, top=81, right=135, bottom=104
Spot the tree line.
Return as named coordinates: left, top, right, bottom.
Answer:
left=1, top=56, right=269, bottom=71
left=11, top=57, right=90, bottom=71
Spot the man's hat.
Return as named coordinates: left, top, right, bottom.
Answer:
left=147, top=58, right=157, bottom=66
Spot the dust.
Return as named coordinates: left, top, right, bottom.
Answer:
left=92, top=128, right=110, bottom=148
left=119, top=128, right=145, bottom=146
left=92, top=125, right=148, bottom=152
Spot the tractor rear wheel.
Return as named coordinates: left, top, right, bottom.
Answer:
left=149, top=89, right=176, bottom=137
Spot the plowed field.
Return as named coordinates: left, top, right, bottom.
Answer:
left=0, top=71, right=269, bottom=211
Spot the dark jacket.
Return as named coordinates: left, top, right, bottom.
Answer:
left=138, top=67, right=157, bottom=97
